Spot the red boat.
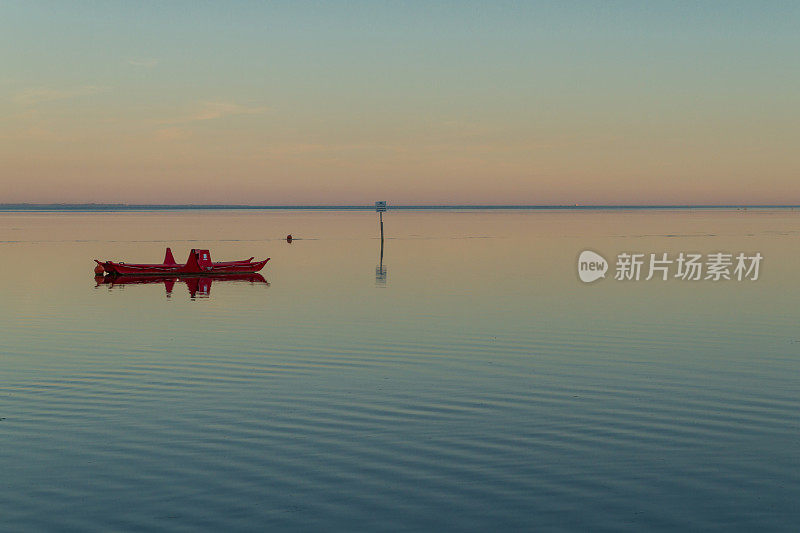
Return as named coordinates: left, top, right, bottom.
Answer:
left=95, top=248, right=269, bottom=276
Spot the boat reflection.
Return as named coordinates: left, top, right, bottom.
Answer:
left=95, top=273, right=269, bottom=299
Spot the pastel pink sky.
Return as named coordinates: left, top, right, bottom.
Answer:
left=1, top=3, right=798, bottom=204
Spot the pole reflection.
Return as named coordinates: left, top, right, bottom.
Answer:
left=375, top=236, right=387, bottom=287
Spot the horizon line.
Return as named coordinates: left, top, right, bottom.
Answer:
left=1, top=203, right=799, bottom=211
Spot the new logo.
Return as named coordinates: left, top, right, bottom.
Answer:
left=578, top=250, right=608, bottom=283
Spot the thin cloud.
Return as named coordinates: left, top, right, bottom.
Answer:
left=14, top=85, right=106, bottom=105
left=154, top=127, right=190, bottom=141
left=191, top=101, right=269, bottom=121
left=127, top=58, right=159, bottom=68
left=164, top=101, right=270, bottom=124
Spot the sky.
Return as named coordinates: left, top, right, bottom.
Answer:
left=1, top=1, right=799, bottom=205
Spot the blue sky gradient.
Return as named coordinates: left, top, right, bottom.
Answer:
left=1, top=1, right=798, bottom=203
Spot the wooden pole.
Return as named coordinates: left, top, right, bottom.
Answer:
left=379, top=211, right=384, bottom=265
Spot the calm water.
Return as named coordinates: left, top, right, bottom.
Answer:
left=1, top=209, right=798, bottom=531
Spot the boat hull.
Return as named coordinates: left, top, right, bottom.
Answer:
left=95, top=248, right=269, bottom=276
left=99, top=259, right=269, bottom=276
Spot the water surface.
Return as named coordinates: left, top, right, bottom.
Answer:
left=1, top=209, right=798, bottom=530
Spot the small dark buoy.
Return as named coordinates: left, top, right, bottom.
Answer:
left=94, top=264, right=105, bottom=276
left=286, top=234, right=293, bottom=243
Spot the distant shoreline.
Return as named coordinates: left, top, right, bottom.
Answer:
left=0, top=204, right=798, bottom=212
